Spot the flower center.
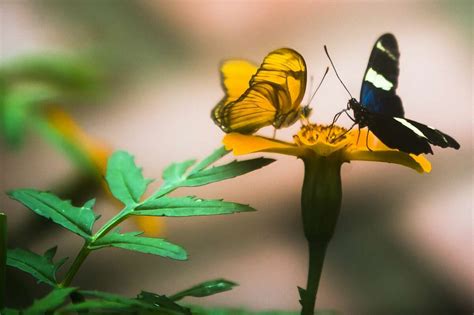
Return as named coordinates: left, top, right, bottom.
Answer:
left=293, top=124, right=349, bottom=146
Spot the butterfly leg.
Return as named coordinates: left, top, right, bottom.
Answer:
left=365, top=129, right=372, bottom=151
left=327, top=109, right=346, bottom=141
left=343, top=110, right=356, bottom=122
left=272, top=128, right=277, bottom=139
left=330, top=121, right=357, bottom=143
left=356, top=128, right=361, bottom=145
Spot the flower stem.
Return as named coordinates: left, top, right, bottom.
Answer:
left=0, top=213, right=6, bottom=309
left=299, top=154, right=343, bottom=314
left=301, top=241, right=328, bottom=315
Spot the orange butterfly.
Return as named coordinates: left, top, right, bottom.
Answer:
left=212, top=48, right=308, bottom=134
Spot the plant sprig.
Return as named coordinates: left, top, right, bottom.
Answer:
left=4, top=147, right=274, bottom=313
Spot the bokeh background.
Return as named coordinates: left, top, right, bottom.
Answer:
left=1, top=0, right=472, bottom=314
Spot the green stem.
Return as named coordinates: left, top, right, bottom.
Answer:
left=60, top=245, right=90, bottom=287
left=301, top=241, right=328, bottom=315
left=60, top=209, right=130, bottom=287
left=299, top=154, right=343, bottom=314
left=0, top=213, right=6, bottom=309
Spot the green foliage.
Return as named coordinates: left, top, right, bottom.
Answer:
left=137, top=291, right=190, bottom=314
left=189, top=307, right=340, bottom=315
left=0, top=85, right=58, bottom=147
left=8, top=189, right=97, bottom=240
left=179, top=158, right=274, bottom=188
left=0, top=54, right=100, bottom=91
left=188, top=146, right=230, bottom=175
left=155, top=154, right=274, bottom=198
left=134, top=196, right=255, bottom=217
left=5, top=147, right=275, bottom=312
left=90, top=230, right=187, bottom=260
left=6, top=247, right=67, bottom=286
left=170, top=279, right=237, bottom=301
left=24, top=287, right=76, bottom=314
left=106, top=151, right=153, bottom=206
left=63, top=290, right=173, bottom=314
left=162, top=159, right=197, bottom=185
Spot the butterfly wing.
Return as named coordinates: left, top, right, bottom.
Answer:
left=360, top=33, right=404, bottom=117
left=212, top=48, right=307, bottom=134
left=367, top=112, right=433, bottom=155
left=367, top=112, right=460, bottom=155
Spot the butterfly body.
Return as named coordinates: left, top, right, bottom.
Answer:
left=344, top=33, right=460, bottom=155
left=212, top=48, right=307, bottom=134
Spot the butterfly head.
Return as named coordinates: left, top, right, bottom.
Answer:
left=301, top=105, right=313, bottom=119
left=348, top=98, right=359, bottom=110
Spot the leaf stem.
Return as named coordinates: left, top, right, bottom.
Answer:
left=60, top=244, right=90, bottom=287
left=60, top=208, right=130, bottom=287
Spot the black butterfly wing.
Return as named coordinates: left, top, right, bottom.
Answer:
left=368, top=112, right=460, bottom=155
left=360, top=33, right=404, bottom=117
left=403, top=118, right=460, bottom=149
left=367, top=112, right=433, bottom=155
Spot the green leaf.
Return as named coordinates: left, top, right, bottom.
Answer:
left=170, top=279, right=237, bottom=301
left=189, top=307, right=340, bottom=315
left=188, top=146, right=229, bottom=175
left=2, top=308, right=21, bottom=315
left=63, top=290, right=155, bottom=313
left=90, top=230, right=187, bottom=260
left=24, top=287, right=76, bottom=314
left=8, top=189, right=96, bottom=240
left=162, top=159, right=196, bottom=184
left=138, top=291, right=190, bottom=315
left=106, top=151, right=152, bottom=206
left=0, top=86, right=57, bottom=147
left=0, top=54, right=100, bottom=92
left=7, top=248, right=66, bottom=286
left=134, top=197, right=255, bottom=217
left=181, top=158, right=275, bottom=187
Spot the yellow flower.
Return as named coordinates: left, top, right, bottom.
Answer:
left=223, top=123, right=431, bottom=173
left=222, top=123, right=431, bottom=313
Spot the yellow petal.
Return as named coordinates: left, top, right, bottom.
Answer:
left=349, top=128, right=390, bottom=151
left=345, top=149, right=431, bottom=173
left=223, top=132, right=303, bottom=156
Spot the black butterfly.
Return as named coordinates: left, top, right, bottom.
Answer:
left=327, top=33, right=460, bottom=155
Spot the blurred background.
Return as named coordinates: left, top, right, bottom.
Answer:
left=0, top=0, right=472, bottom=314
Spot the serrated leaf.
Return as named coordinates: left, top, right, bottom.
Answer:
left=162, top=159, right=196, bottom=184
left=62, top=290, right=156, bottom=313
left=90, top=231, right=186, bottom=260
left=7, top=248, right=66, bottom=286
left=181, top=158, right=275, bottom=187
left=8, top=189, right=96, bottom=239
left=106, top=151, right=152, bottom=206
left=170, top=279, right=237, bottom=301
left=24, top=287, right=76, bottom=314
left=138, top=291, right=190, bottom=315
left=189, top=307, right=340, bottom=315
left=134, top=197, right=255, bottom=217
left=188, top=146, right=229, bottom=175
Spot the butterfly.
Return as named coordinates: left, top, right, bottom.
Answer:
left=211, top=48, right=308, bottom=134
left=327, top=33, right=460, bottom=155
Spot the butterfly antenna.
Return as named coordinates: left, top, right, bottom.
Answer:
left=324, top=45, right=353, bottom=99
left=306, top=75, right=314, bottom=104
left=307, top=66, right=329, bottom=105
